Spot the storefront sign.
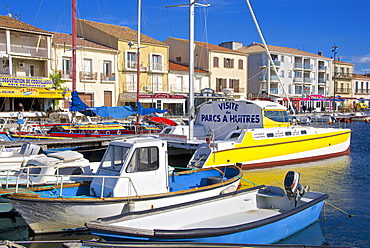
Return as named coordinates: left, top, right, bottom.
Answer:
left=0, top=87, right=70, bottom=98
left=0, top=76, right=53, bottom=88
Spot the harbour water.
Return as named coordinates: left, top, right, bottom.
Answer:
left=0, top=121, right=369, bottom=247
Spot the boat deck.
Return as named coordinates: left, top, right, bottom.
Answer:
left=181, top=208, right=283, bottom=229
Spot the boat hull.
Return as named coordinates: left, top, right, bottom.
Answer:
left=5, top=167, right=241, bottom=234
left=178, top=127, right=351, bottom=170
left=87, top=186, right=327, bottom=244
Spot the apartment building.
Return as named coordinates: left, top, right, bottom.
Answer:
left=237, top=43, right=333, bottom=112
left=352, top=73, right=370, bottom=110
left=332, top=60, right=354, bottom=111
left=164, top=37, right=248, bottom=101
left=0, top=15, right=65, bottom=112
left=52, top=32, right=119, bottom=110
left=76, top=19, right=174, bottom=111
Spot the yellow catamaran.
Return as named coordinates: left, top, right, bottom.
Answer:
left=160, top=100, right=351, bottom=170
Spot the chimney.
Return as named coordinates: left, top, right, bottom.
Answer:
left=318, top=51, right=322, bottom=56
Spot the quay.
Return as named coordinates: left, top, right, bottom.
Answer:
left=0, top=135, right=136, bottom=151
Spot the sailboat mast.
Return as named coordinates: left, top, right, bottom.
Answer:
left=245, top=0, right=294, bottom=113
left=136, top=0, right=141, bottom=130
left=188, top=0, right=195, bottom=140
left=72, top=0, right=77, bottom=91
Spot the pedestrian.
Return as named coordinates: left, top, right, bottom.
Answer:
left=19, top=103, right=24, bottom=112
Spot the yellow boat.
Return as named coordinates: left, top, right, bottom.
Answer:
left=160, top=100, right=351, bottom=169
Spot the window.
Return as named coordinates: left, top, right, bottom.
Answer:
left=62, top=57, right=71, bottom=78
left=288, top=70, right=292, bottom=79
left=126, top=51, right=137, bottom=69
left=151, top=54, right=163, bottom=71
left=101, top=145, right=131, bottom=172
left=224, top=58, right=234, bottom=68
left=238, top=59, right=243, bottom=69
left=126, top=147, right=159, bottom=173
left=229, top=79, right=240, bottom=92
left=127, top=72, right=137, bottom=92
left=264, top=110, right=290, bottom=122
left=216, top=78, right=227, bottom=91
left=25, top=64, right=35, bottom=76
left=176, top=57, right=181, bottom=63
left=103, top=60, right=112, bottom=79
left=281, top=56, right=285, bottom=63
left=279, top=70, right=284, bottom=78
left=152, top=74, right=162, bottom=92
left=213, top=57, right=219, bottom=67
left=82, top=58, right=92, bottom=79
left=175, top=76, right=184, bottom=92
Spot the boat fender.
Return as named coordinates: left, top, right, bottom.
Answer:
left=345, top=118, right=351, bottom=123
left=220, top=185, right=237, bottom=194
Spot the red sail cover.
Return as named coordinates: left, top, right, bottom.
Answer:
left=151, top=116, right=177, bottom=126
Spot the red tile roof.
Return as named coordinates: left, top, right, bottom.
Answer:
left=166, top=37, right=246, bottom=55
left=52, top=32, right=117, bottom=51
left=0, top=15, right=51, bottom=34
left=169, top=61, right=209, bottom=73
left=78, top=19, right=167, bottom=47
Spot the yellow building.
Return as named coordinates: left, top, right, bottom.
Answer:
left=76, top=19, right=174, bottom=110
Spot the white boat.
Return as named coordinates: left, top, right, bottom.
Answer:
left=336, top=112, right=370, bottom=122
left=3, top=137, right=242, bottom=234
left=160, top=100, right=351, bottom=170
left=86, top=171, right=328, bottom=244
left=0, top=143, right=46, bottom=175
left=0, top=150, right=100, bottom=187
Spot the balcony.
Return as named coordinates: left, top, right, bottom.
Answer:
left=336, top=88, right=351, bottom=94
left=60, top=70, right=72, bottom=80
left=100, top=72, right=115, bottom=82
left=334, top=72, right=352, bottom=79
left=303, top=77, right=314, bottom=83
left=259, top=60, right=281, bottom=69
left=318, top=65, right=327, bottom=72
left=79, top=71, right=97, bottom=81
left=259, top=75, right=279, bottom=82
left=270, top=88, right=278, bottom=94
left=318, top=78, right=326, bottom=85
left=303, top=64, right=313, bottom=71
left=9, top=43, right=48, bottom=58
left=293, top=77, right=303, bottom=82
left=150, top=62, right=165, bottom=72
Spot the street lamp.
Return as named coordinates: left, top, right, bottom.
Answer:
left=332, top=45, right=338, bottom=111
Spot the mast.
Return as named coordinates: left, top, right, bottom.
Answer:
left=136, top=0, right=141, bottom=131
left=72, top=0, right=77, bottom=91
left=245, top=0, right=294, bottom=113
left=188, top=0, right=195, bottom=139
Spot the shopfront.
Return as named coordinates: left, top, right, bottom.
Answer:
left=0, top=76, right=70, bottom=112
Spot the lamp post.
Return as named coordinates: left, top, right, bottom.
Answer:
left=332, top=45, right=338, bottom=111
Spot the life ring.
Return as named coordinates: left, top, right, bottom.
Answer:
left=94, top=131, right=99, bottom=134
left=117, top=130, right=121, bottom=135
left=106, top=131, right=110, bottom=135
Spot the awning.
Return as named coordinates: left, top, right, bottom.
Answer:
left=0, top=87, right=71, bottom=99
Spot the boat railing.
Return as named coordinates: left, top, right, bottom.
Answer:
left=4, top=172, right=139, bottom=198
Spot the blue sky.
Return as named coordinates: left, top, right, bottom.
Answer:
left=1, top=0, right=369, bottom=74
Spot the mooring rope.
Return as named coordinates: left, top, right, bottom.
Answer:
left=237, top=176, right=259, bottom=186
left=325, top=201, right=355, bottom=217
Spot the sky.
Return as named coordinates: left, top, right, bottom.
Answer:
left=1, top=0, right=369, bottom=74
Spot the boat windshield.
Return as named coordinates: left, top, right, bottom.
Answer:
left=100, top=145, right=131, bottom=172
left=264, top=110, right=289, bottom=123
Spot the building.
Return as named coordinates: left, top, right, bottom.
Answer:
left=332, top=60, right=354, bottom=111
left=52, top=32, right=119, bottom=110
left=168, top=61, right=210, bottom=114
left=237, top=43, right=333, bottom=112
left=352, top=73, right=370, bottom=110
left=0, top=15, right=64, bottom=112
left=164, top=37, right=248, bottom=101
left=76, top=19, right=183, bottom=112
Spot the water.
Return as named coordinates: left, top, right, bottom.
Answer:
left=0, top=121, right=369, bottom=247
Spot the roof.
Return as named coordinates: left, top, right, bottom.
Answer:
left=165, top=37, right=246, bottom=56
left=78, top=19, right=167, bottom=47
left=237, top=42, right=330, bottom=59
left=0, top=15, right=51, bottom=34
left=334, top=60, right=354, bottom=66
left=169, top=61, right=209, bottom=74
left=52, top=32, right=117, bottom=51
left=352, top=74, right=370, bottom=80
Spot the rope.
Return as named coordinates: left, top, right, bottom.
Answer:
left=325, top=201, right=355, bottom=217
left=237, top=176, right=259, bottom=186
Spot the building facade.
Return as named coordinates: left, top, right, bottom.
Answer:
left=164, top=37, right=248, bottom=101
left=0, top=15, right=65, bottom=112
left=352, top=73, right=370, bottom=110
left=52, top=32, right=119, bottom=110
left=76, top=19, right=183, bottom=112
left=332, top=60, right=354, bottom=111
left=237, top=43, right=333, bottom=112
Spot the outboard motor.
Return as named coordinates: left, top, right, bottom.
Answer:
left=284, top=171, right=306, bottom=205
